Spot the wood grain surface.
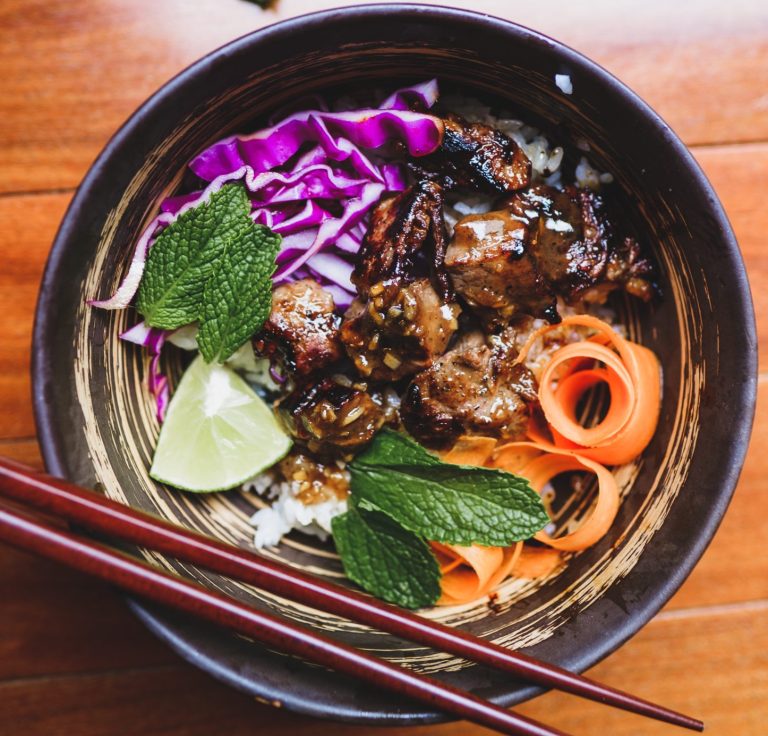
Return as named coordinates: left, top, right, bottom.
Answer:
left=0, top=1, right=766, bottom=734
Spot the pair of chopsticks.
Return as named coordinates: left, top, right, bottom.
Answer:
left=0, top=457, right=702, bottom=736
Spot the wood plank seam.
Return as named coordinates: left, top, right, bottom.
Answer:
left=0, top=187, right=76, bottom=201
left=0, top=663, right=183, bottom=689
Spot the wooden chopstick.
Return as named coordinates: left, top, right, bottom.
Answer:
left=0, top=496, right=566, bottom=736
left=0, top=458, right=703, bottom=732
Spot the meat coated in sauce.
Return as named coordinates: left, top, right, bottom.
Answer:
left=277, top=376, right=387, bottom=455
left=445, top=209, right=558, bottom=326
left=408, top=115, right=532, bottom=194
left=263, top=111, right=655, bottom=465
left=341, top=181, right=461, bottom=382
left=277, top=452, right=350, bottom=504
left=400, top=331, right=539, bottom=448
left=505, top=185, right=655, bottom=305
left=444, top=185, right=654, bottom=327
left=254, top=279, right=342, bottom=376
left=340, top=278, right=460, bottom=382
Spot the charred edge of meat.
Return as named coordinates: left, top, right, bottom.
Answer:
left=408, top=115, right=532, bottom=194
left=352, top=180, right=452, bottom=300
left=253, top=280, right=343, bottom=377
left=541, top=304, right=562, bottom=324
left=504, top=185, right=656, bottom=305
left=276, top=376, right=386, bottom=455
left=340, top=279, right=461, bottom=382
left=602, top=236, right=656, bottom=301
left=401, top=380, right=463, bottom=448
left=504, top=186, right=605, bottom=301
left=567, top=187, right=656, bottom=302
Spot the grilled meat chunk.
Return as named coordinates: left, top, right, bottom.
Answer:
left=589, top=236, right=655, bottom=303
left=345, top=181, right=460, bottom=381
left=409, top=115, right=531, bottom=194
left=353, top=180, right=451, bottom=300
left=506, top=185, right=654, bottom=304
left=277, top=376, right=386, bottom=455
left=445, top=185, right=654, bottom=326
left=401, top=332, right=538, bottom=448
left=445, top=209, right=558, bottom=325
left=340, top=279, right=460, bottom=381
left=253, top=279, right=342, bottom=377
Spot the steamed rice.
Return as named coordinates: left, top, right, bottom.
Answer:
left=246, top=471, right=349, bottom=548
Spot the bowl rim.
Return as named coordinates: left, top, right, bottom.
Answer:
left=32, top=2, right=758, bottom=725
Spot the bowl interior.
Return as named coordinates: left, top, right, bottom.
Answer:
left=34, top=5, right=755, bottom=723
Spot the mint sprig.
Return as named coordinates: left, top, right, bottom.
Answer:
left=331, top=430, right=550, bottom=607
left=332, top=504, right=441, bottom=609
left=136, top=184, right=280, bottom=362
left=198, top=221, right=280, bottom=363
left=349, top=429, right=549, bottom=547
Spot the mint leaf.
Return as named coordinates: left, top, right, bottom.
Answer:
left=135, top=183, right=282, bottom=362
left=349, top=429, right=549, bottom=546
left=332, top=505, right=441, bottom=609
left=197, top=223, right=280, bottom=363
left=137, top=185, right=252, bottom=329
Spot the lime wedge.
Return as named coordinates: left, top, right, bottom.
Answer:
left=150, top=355, right=291, bottom=492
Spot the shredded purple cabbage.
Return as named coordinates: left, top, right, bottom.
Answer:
left=269, top=363, right=287, bottom=385
left=189, top=108, right=442, bottom=182
left=93, top=80, right=440, bottom=314
left=120, top=321, right=170, bottom=422
left=379, top=78, right=440, bottom=111
left=89, top=212, right=174, bottom=310
left=95, top=81, right=442, bottom=422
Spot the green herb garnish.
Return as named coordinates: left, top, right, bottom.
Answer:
left=332, top=429, right=550, bottom=607
left=197, top=218, right=280, bottom=363
left=332, top=504, right=441, bottom=609
left=350, top=429, right=549, bottom=547
left=137, top=184, right=280, bottom=362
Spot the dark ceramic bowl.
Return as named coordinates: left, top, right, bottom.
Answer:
left=33, top=3, right=756, bottom=725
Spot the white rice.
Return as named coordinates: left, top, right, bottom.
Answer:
left=245, top=472, right=349, bottom=548
left=555, top=74, right=573, bottom=95
left=575, top=156, right=614, bottom=189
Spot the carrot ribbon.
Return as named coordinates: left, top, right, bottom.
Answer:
left=517, top=314, right=661, bottom=465
left=492, top=441, right=620, bottom=552
left=431, top=541, right=522, bottom=606
left=432, top=437, right=522, bottom=605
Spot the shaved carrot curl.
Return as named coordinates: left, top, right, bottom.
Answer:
left=439, top=435, right=498, bottom=466
left=510, top=545, right=562, bottom=579
left=428, top=314, right=659, bottom=603
left=431, top=433, right=620, bottom=602
left=516, top=315, right=661, bottom=465
left=431, top=541, right=522, bottom=606
left=492, top=441, right=619, bottom=552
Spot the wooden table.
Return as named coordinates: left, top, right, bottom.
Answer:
left=1, top=1, right=766, bottom=733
